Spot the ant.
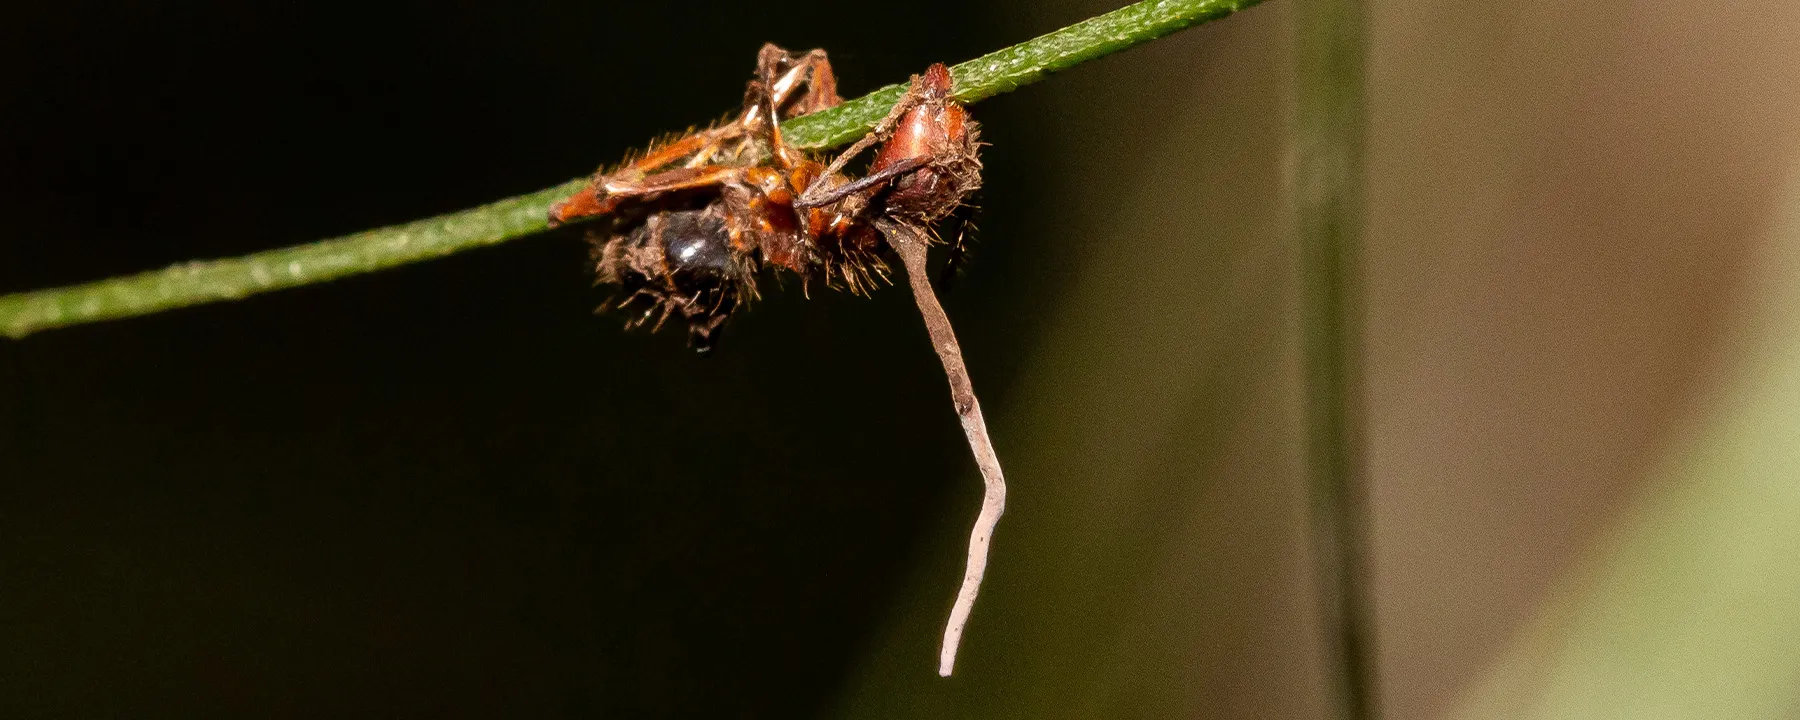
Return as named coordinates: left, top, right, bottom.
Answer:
left=548, top=44, right=883, bottom=352
left=549, top=45, right=1003, bottom=678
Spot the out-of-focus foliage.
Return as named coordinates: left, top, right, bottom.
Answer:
left=1452, top=162, right=1800, bottom=720
left=836, top=2, right=1330, bottom=717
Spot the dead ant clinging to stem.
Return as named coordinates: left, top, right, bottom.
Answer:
left=548, top=45, right=1004, bottom=678
left=548, top=44, right=881, bottom=351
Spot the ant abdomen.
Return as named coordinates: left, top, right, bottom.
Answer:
left=657, top=208, right=737, bottom=280
left=594, top=205, right=748, bottom=353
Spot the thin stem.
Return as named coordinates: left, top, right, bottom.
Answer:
left=0, top=0, right=1266, bottom=339
left=1292, top=0, right=1378, bottom=718
left=0, top=180, right=587, bottom=340
left=878, top=220, right=1006, bottom=678
left=785, top=0, right=1271, bottom=150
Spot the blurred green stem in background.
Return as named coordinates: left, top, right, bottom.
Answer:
left=0, top=0, right=1264, bottom=339
left=1453, top=164, right=1800, bottom=720
left=1293, top=0, right=1378, bottom=717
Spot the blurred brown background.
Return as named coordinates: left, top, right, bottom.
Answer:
left=848, top=0, right=1800, bottom=716
left=6, top=0, right=1800, bottom=717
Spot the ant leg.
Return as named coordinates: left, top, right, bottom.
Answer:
left=620, top=128, right=734, bottom=178
left=744, top=46, right=834, bottom=128
left=551, top=46, right=838, bottom=227
left=679, top=119, right=757, bottom=169
left=780, top=50, right=842, bottom=116
left=549, top=125, right=745, bottom=226
left=600, top=165, right=742, bottom=199
left=816, top=93, right=914, bottom=179
left=738, top=44, right=787, bottom=133
left=700, top=46, right=833, bottom=169
left=755, top=49, right=830, bottom=171
left=744, top=45, right=848, bottom=172
left=756, top=45, right=841, bottom=115
left=795, top=73, right=937, bottom=207
left=794, top=155, right=931, bottom=209
left=549, top=165, right=742, bottom=227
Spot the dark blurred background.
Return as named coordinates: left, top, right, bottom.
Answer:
left=0, top=0, right=1227, bottom=715
left=9, top=0, right=1800, bottom=718
left=0, top=1, right=1030, bottom=716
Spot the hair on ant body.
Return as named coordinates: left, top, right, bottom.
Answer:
left=548, top=44, right=880, bottom=352
left=550, top=47, right=1004, bottom=677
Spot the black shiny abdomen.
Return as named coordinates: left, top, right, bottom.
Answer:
left=659, top=210, right=736, bottom=280
left=594, top=204, right=749, bottom=354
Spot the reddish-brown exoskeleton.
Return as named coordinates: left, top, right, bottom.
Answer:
left=548, top=44, right=887, bottom=352
left=796, top=62, right=981, bottom=237
left=550, top=48, right=1002, bottom=678
left=548, top=46, right=984, bottom=353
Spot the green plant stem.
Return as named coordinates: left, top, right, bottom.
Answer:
left=0, top=0, right=1264, bottom=339
left=1292, top=0, right=1377, bottom=718
left=0, top=180, right=589, bottom=340
left=786, top=0, right=1268, bottom=149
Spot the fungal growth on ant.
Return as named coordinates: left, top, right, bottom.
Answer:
left=550, top=47, right=1002, bottom=677
left=794, top=63, right=1000, bottom=677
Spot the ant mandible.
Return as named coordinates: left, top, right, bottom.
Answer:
left=548, top=46, right=1002, bottom=678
